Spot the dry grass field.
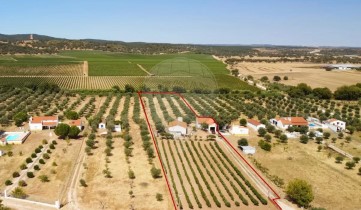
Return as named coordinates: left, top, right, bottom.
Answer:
left=225, top=129, right=361, bottom=210
left=233, top=62, right=361, bottom=91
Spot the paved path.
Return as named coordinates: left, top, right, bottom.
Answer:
left=327, top=144, right=354, bottom=159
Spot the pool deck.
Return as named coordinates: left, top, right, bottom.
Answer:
left=0, top=131, right=31, bottom=145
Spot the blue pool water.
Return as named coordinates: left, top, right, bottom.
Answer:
left=6, top=134, right=20, bottom=141
left=309, top=123, right=315, bottom=127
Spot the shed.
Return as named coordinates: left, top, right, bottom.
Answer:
left=229, top=125, right=249, bottom=136
left=239, top=146, right=256, bottom=155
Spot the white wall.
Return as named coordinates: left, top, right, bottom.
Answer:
left=29, top=123, right=43, bottom=131
left=169, top=125, right=187, bottom=135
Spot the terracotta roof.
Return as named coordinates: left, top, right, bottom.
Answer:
left=196, top=117, right=214, bottom=125
left=248, top=119, right=261, bottom=126
left=169, top=120, right=187, bottom=128
left=42, top=121, right=58, bottom=126
left=70, top=119, right=82, bottom=126
left=325, top=118, right=337, bottom=123
left=276, top=117, right=307, bottom=126
left=31, top=116, right=57, bottom=123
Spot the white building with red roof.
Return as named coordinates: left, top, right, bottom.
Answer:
left=196, top=117, right=217, bottom=133
left=70, top=119, right=83, bottom=130
left=270, top=117, right=308, bottom=130
left=324, top=118, right=346, bottom=132
left=168, top=117, right=187, bottom=137
left=247, top=119, right=266, bottom=131
left=29, top=116, right=59, bottom=131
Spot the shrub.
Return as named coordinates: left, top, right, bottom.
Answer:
left=18, top=180, right=27, bottom=187
left=7, top=151, right=13, bottom=157
left=238, top=138, right=248, bottom=146
left=27, top=172, right=34, bottom=178
left=35, top=148, right=41, bottom=153
left=156, top=193, right=163, bottom=201
left=52, top=162, right=57, bottom=166
left=12, top=171, right=20, bottom=178
left=5, top=180, right=12, bottom=186
left=300, top=135, right=309, bottom=144
left=151, top=166, right=162, bottom=178
left=358, top=167, right=361, bottom=175
left=52, top=140, right=57, bottom=145
left=286, top=179, right=314, bottom=207
left=352, top=157, right=360, bottom=163
left=128, top=169, right=135, bottom=179
left=31, top=153, right=37, bottom=158
left=235, top=201, right=240, bottom=206
left=42, top=139, right=48, bottom=145
left=43, top=153, right=50, bottom=159
left=79, top=179, right=87, bottom=187
left=49, top=144, right=55, bottom=149
left=335, top=156, right=344, bottom=163
left=39, top=159, right=45, bottom=164
left=280, top=134, right=288, bottom=143
left=20, top=163, right=27, bottom=170
left=11, top=187, right=28, bottom=199
left=39, top=175, right=49, bottom=182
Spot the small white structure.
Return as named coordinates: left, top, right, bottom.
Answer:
left=29, top=116, right=59, bottom=131
left=326, top=64, right=359, bottom=70
left=239, top=146, right=256, bottom=155
left=69, top=119, right=83, bottom=130
left=324, top=118, right=346, bottom=132
left=196, top=117, right=217, bottom=133
left=0, top=150, right=4, bottom=156
left=114, top=124, right=121, bottom=132
left=247, top=119, right=266, bottom=131
left=286, top=132, right=300, bottom=139
left=315, top=131, right=323, bottom=137
left=98, top=121, right=106, bottom=129
left=229, top=125, right=249, bottom=136
left=270, top=117, right=308, bottom=130
left=168, top=117, right=187, bottom=138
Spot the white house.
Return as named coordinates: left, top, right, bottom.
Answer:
left=0, top=150, right=4, bottom=156
left=114, top=124, right=121, bottom=132
left=229, top=125, right=249, bottom=136
left=324, top=118, right=346, bottom=132
left=247, top=119, right=266, bottom=131
left=98, top=121, right=106, bottom=129
left=196, top=117, right=217, bottom=133
left=168, top=117, right=187, bottom=138
left=29, top=116, right=59, bottom=131
left=270, top=117, right=308, bottom=130
left=69, top=119, right=83, bottom=130
left=239, top=146, right=256, bottom=155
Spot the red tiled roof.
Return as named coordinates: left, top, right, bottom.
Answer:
left=31, top=116, right=57, bottom=123
left=197, top=117, right=214, bottom=125
left=248, top=119, right=261, bottom=126
left=276, top=117, right=307, bottom=126
left=70, top=119, right=82, bottom=126
left=42, top=121, right=58, bottom=126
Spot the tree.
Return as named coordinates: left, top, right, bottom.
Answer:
left=264, top=134, right=272, bottom=142
left=300, top=135, right=309, bottom=144
left=128, top=169, right=135, bottom=179
left=0, top=199, right=12, bottom=210
left=39, top=175, right=49, bottom=182
left=238, top=138, right=248, bottom=146
left=315, top=137, right=323, bottom=144
left=359, top=167, right=361, bottom=175
left=200, top=122, right=208, bottom=131
left=239, top=118, right=247, bottom=126
left=124, top=84, right=135, bottom=93
left=65, top=111, right=79, bottom=120
left=156, top=193, right=163, bottom=201
left=274, top=130, right=282, bottom=138
left=323, top=132, right=330, bottom=139
left=317, top=145, right=322, bottom=152
left=258, top=127, right=267, bottom=137
left=54, top=123, right=70, bottom=139
left=258, top=140, right=271, bottom=151
left=79, top=179, right=87, bottom=187
left=68, top=125, right=81, bottom=138
left=345, top=136, right=352, bottom=143
left=338, top=132, right=344, bottom=139
left=273, top=75, right=281, bottom=82
left=13, top=112, right=28, bottom=127
left=352, top=156, right=360, bottom=163
left=346, top=126, right=355, bottom=135
left=286, top=179, right=314, bottom=207
left=345, top=161, right=356, bottom=169
left=312, top=87, right=332, bottom=99
left=151, top=166, right=162, bottom=178
left=283, top=76, right=289, bottom=80
left=260, top=76, right=269, bottom=82
left=280, top=134, right=288, bottom=143
left=335, top=156, right=344, bottom=163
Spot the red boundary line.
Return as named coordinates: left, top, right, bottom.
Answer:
left=138, top=91, right=282, bottom=210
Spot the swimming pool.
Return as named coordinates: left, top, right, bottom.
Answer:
left=309, top=123, right=316, bottom=127
left=6, top=134, right=20, bottom=141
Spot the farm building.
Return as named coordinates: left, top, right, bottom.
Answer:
left=325, top=64, right=360, bottom=70
left=98, top=121, right=106, bottom=129
left=324, top=118, right=346, bottom=132
left=196, top=117, right=217, bottom=134
left=168, top=117, right=187, bottom=138
left=69, top=119, right=83, bottom=130
left=114, top=124, right=121, bottom=132
left=0, top=131, right=31, bottom=145
left=29, top=116, right=59, bottom=131
left=247, top=119, right=265, bottom=131
left=229, top=125, right=249, bottom=136
left=270, top=117, right=308, bottom=130
left=239, top=146, right=256, bottom=155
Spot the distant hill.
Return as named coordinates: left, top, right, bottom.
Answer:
left=0, top=33, right=63, bottom=41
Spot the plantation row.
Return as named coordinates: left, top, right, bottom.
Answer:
left=0, top=63, right=84, bottom=76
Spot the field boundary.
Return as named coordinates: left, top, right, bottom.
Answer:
left=138, top=91, right=283, bottom=210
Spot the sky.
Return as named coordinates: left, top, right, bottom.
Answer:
left=1, top=0, right=361, bottom=47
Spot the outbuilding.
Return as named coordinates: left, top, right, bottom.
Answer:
left=229, top=125, right=249, bottom=136
left=29, top=116, right=59, bottom=131
left=168, top=117, right=187, bottom=138
left=324, top=118, right=346, bottom=132
left=98, top=121, right=106, bottom=129
left=70, top=119, right=83, bottom=130
left=196, top=117, right=217, bottom=134
left=247, top=119, right=266, bottom=131
left=239, top=146, right=256, bottom=155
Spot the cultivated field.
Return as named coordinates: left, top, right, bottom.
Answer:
left=232, top=62, right=361, bottom=91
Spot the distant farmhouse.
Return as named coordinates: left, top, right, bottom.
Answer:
left=324, top=64, right=361, bottom=71
left=29, top=116, right=59, bottom=131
